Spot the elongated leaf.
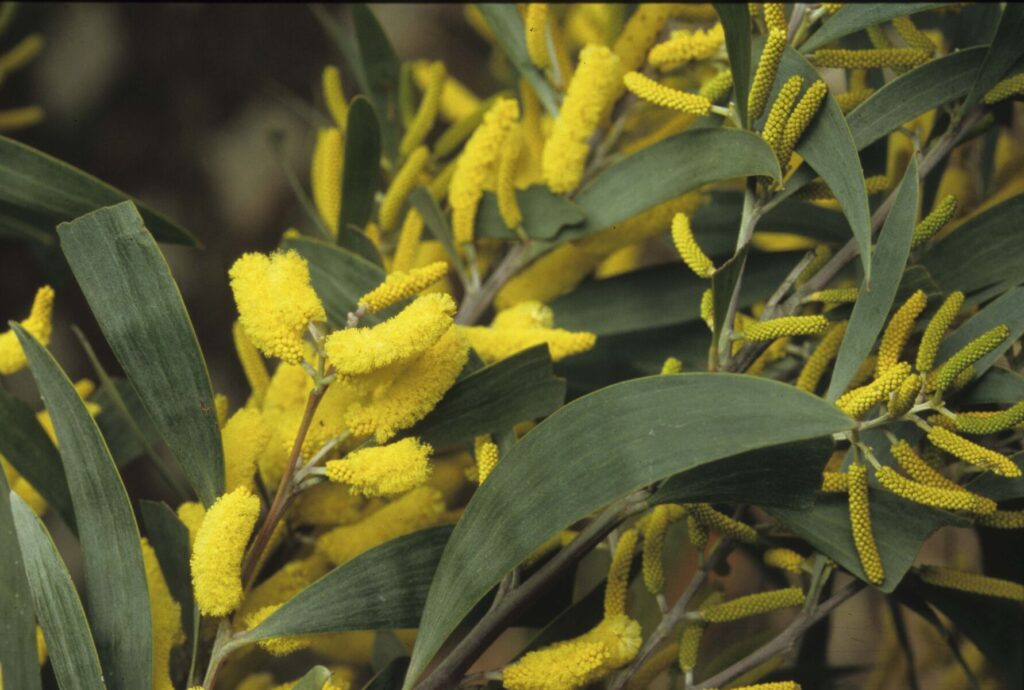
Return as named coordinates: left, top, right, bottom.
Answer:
left=711, top=246, right=749, bottom=360
left=293, top=666, right=333, bottom=690
left=800, top=3, right=948, bottom=53
left=715, top=3, right=751, bottom=127
left=92, top=377, right=162, bottom=468
left=406, top=375, right=853, bottom=685
left=0, top=470, right=42, bottom=690
left=365, top=658, right=412, bottom=690
left=352, top=4, right=400, bottom=158
left=139, top=501, right=194, bottom=642
left=0, top=135, right=196, bottom=246
left=58, top=202, right=223, bottom=505
left=408, top=187, right=469, bottom=284
left=11, top=495, right=106, bottom=690
left=959, top=367, right=1024, bottom=406
left=406, top=346, right=565, bottom=448
left=476, top=3, right=559, bottom=117
left=961, top=4, right=1024, bottom=116
left=238, top=526, right=452, bottom=643
left=339, top=96, right=382, bottom=244
left=476, top=186, right=585, bottom=240
left=768, top=491, right=963, bottom=592
left=15, top=325, right=152, bottom=690
left=935, top=286, right=1024, bottom=380
left=567, top=129, right=782, bottom=241
left=652, top=437, right=834, bottom=509
left=0, top=386, right=74, bottom=529
left=826, top=157, right=919, bottom=400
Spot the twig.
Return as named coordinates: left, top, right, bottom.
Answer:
left=455, top=242, right=531, bottom=325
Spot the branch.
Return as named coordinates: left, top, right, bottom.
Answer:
left=455, top=242, right=531, bottom=326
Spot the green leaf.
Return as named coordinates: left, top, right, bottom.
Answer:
left=476, top=186, right=585, bottom=240
left=959, top=367, right=1024, bottom=406
left=14, top=324, right=152, bottom=690
left=139, top=500, right=194, bottom=646
left=566, top=129, right=782, bottom=242
left=476, top=3, right=559, bottom=117
left=800, top=3, right=949, bottom=53
left=826, top=157, right=919, bottom=401
left=58, top=202, right=224, bottom=505
left=311, top=5, right=367, bottom=95
left=0, top=386, right=75, bottom=529
left=961, top=4, right=1024, bottom=116
left=365, top=658, right=412, bottom=690
left=292, top=666, right=333, bottom=690
left=714, top=3, right=752, bottom=128
left=652, top=437, right=834, bottom=509
left=0, top=135, right=197, bottom=247
left=768, top=491, right=962, bottom=592
left=711, top=246, right=749, bottom=361
left=935, top=286, right=1024, bottom=380
left=92, top=377, right=162, bottom=468
left=10, top=494, right=106, bottom=690
left=409, top=187, right=469, bottom=284
left=339, top=96, right=382, bottom=245
left=967, top=452, right=1024, bottom=503
left=406, top=374, right=853, bottom=685
left=237, top=526, right=452, bottom=644
left=0, top=470, right=42, bottom=690
left=352, top=4, right=401, bottom=159
left=406, top=346, right=565, bottom=448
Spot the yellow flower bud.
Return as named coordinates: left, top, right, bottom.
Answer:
left=761, top=76, right=803, bottom=160
left=223, top=408, right=270, bottom=492
left=728, top=683, right=802, bottom=690
left=764, top=548, right=805, bottom=574
left=806, top=288, right=859, bottom=305
left=911, top=195, right=958, bottom=248
left=311, top=128, right=343, bottom=235
left=915, top=291, right=963, bottom=373
left=821, top=470, right=849, bottom=493
left=461, top=324, right=596, bottom=364
left=413, top=60, right=480, bottom=123
left=748, top=28, right=787, bottom=122
left=976, top=510, right=1024, bottom=529
left=647, top=24, right=725, bottom=67
left=0, top=285, right=55, bottom=376
left=687, top=513, right=708, bottom=549
left=677, top=622, right=705, bottom=672
left=380, top=145, right=430, bottom=232
left=954, top=401, right=1024, bottom=435
left=689, top=503, right=758, bottom=544
left=876, top=466, right=996, bottom=514
left=473, top=435, right=499, bottom=483
left=743, top=315, right=830, bottom=342
left=191, top=487, right=261, bottom=616
left=835, top=87, right=874, bottom=113
left=497, top=124, right=525, bottom=229
left=326, top=437, right=432, bottom=497
left=322, top=65, right=348, bottom=130
left=836, top=362, right=912, bottom=418
left=927, top=325, right=1009, bottom=395
left=605, top=528, right=638, bottom=617
left=700, top=288, right=714, bottom=331
left=699, top=586, right=805, bottom=623
left=392, top=209, right=426, bottom=274
left=660, top=357, right=683, bottom=375
left=777, top=80, right=828, bottom=170
left=699, top=69, right=734, bottom=103
left=242, top=604, right=310, bottom=656
left=810, top=48, right=930, bottom=70
left=918, top=565, right=1024, bottom=602
left=885, top=372, right=921, bottom=418
left=926, top=426, right=1021, bottom=477
left=982, top=72, right=1024, bottom=105
left=623, top=71, right=713, bottom=115
left=848, top=463, right=884, bottom=585
left=671, top=212, right=715, bottom=277
left=613, top=3, right=673, bottom=75
left=876, top=290, right=927, bottom=376
left=358, top=262, right=449, bottom=314
left=525, top=4, right=550, bottom=69
left=642, top=505, right=687, bottom=594
left=400, top=61, right=445, bottom=157
left=892, top=15, right=935, bottom=52
left=176, top=501, right=206, bottom=548
left=492, top=301, right=554, bottom=330
left=142, top=538, right=185, bottom=690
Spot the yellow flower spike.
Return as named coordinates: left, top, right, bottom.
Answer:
left=326, top=293, right=455, bottom=375
left=835, top=361, right=912, bottom=418
left=795, top=321, right=847, bottom=392
left=243, top=605, right=309, bottom=656
left=892, top=15, right=935, bottom=53
left=797, top=174, right=889, bottom=200
left=325, top=437, right=432, bottom=497
left=926, top=426, right=1021, bottom=477
left=727, top=683, right=802, bottom=690
left=890, top=440, right=963, bottom=491
left=627, top=638, right=679, bottom=690
left=492, top=301, right=554, bottom=330
left=876, top=289, right=928, bottom=376
left=742, top=315, right=830, bottom=342
left=847, top=464, right=885, bottom=585
left=605, top=528, right=639, bottom=617
left=700, top=288, right=714, bottom=330
left=237, top=553, right=331, bottom=620
left=232, top=321, right=270, bottom=408
left=473, top=435, right=499, bottom=483
left=543, top=45, right=622, bottom=194
left=0, top=285, right=55, bottom=376
left=190, top=487, right=261, bottom=616
left=764, top=547, right=805, bottom=574
left=876, top=467, right=996, bottom=514
left=222, top=408, right=270, bottom=492
left=647, top=24, right=725, bottom=67
left=0, top=32, right=44, bottom=74
left=915, top=290, right=964, bottom=373
left=451, top=97, right=520, bottom=245
left=822, top=3, right=843, bottom=13
left=214, top=393, right=229, bottom=428
left=346, top=327, right=469, bottom=442
left=229, top=251, right=326, bottom=364
left=525, top=4, right=550, bottom=69
left=911, top=194, right=958, bottom=248
left=761, top=76, right=804, bottom=160
left=176, top=501, right=206, bottom=549
left=142, top=538, right=185, bottom=690
left=700, top=69, right=734, bottom=103
left=886, top=372, right=921, bottom=418
left=497, top=124, right=524, bottom=229
left=461, top=324, right=596, bottom=364
left=311, top=127, right=343, bottom=235
left=322, top=65, right=348, bottom=130
left=748, top=28, right=787, bottom=123
left=835, top=87, right=874, bottom=113
left=926, top=325, right=1009, bottom=395
left=763, top=3, right=787, bottom=32
left=358, top=262, right=449, bottom=314
left=316, top=486, right=446, bottom=566
left=982, top=72, right=1024, bottom=105
left=623, top=72, right=713, bottom=115
left=392, top=209, right=426, bottom=274
left=400, top=61, right=444, bottom=157
left=810, top=48, right=931, bottom=70
left=806, top=288, right=859, bottom=305
left=954, top=401, right=1024, bottom=435
left=413, top=61, right=480, bottom=123
left=796, top=244, right=832, bottom=286
left=642, top=504, right=687, bottom=594
left=0, top=105, right=44, bottom=131
left=379, top=145, right=430, bottom=232
left=821, top=470, right=849, bottom=493
left=918, top=565, right=1024, bottom=602
left=671, top=212, right=715, bottom=277
left=612, top=3, right=674, bottom=77
left=976, top=510, right=1024, bottom=529
left=660, top=357, right=683, bottom=375
left=777, top=80, right=828, bottom=170
left=699, top=586, right=805, bottom=623
left=687, top=512, right=709, bottom=549
left=689, top=503, right=758, bottom=544
left=677, top=622, right=705, bottom=672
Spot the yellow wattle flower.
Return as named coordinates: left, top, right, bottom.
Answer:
left=492, top=301, right=554, bottom=330
left=890, top=441, right=959, bottom=491
left=892, top=15, right=935, bottom=52
left=926, top=426, right=1021, bottom=477
left=358, top=262, right=449, bottom=314
left=915, top=290, right=963, bottom=373
left=671, top=212, right=715, bottom=277
left=700, top=69, right=734, bottom=104
left=379, top=145, right=430, bottom=232
left=647, top=24, right=725, bottom=67
left=190, top=487, right=262, bottom=616
left=612, top=3, right=673, bottom=76
left=820, top=470, right=848, bottom=493
left=689, top=503, right=758, bottom=543
left=763, top=3, right=787, bottom=32
left=141, top=538, right=185, bottom=690
left=982, top=72, right=1024, bottom=105
left=322, top=65, right=348, bottom=129
left=400, top=61, right=445, bottom=157
left=392, top=209, right=426, bottom=274
left=976, top=510, right=1024, bottom=529
left=214, top=393, right=229, bottom=428
left=244, top=604, right=309, bottom=656
left=236, top=552, right=331, bottom=620
left=232, top=320, right=270, bottom=408
left=623, top=71, right=712, bottom=115
left=229, top=250, right=326, bottom=365
left=605, top=528, right=638, bottom=617
left=886, top=372, right=921, bottom=418
left=176, top=501, right=206, bottom=548
left=748, top=28, right=787, bottom=122
left=777, top=80, right=828, bottom=170
left=311, top=127, right=343, bottom=234
left=911, top=195, right=958, bottom=248
left=876, top=466, right=996, bottom=514
left=764, top=548, right=805, bottom=574
left=473, top=435, right=499, bottom=483
left=326, top=437, right=433, bottom=497
left=497, top=123, right=525, bottom=230
left=677, top=621, right=705, bottom=672
left=0, top=285, right=55, bottom=376
left=835, top=87, right=874, bottom=113
left=954, top=401, right=1024, bottom=435
left=460, top=324, right=596, bottom=364
left=660, top=357, right=683, bottom=375
left=806, top=288, right=859, bottom=305
left=223, top=408, right=270, bottom=492
left=835, top=361, right=912, bottom=418
left=729, top=683, right=802, bottom=690
left=3, top=458, right=47, bottom=516
left=876, top=289, right=927, bottom=376
left=742, top=315, right=830, bottom=342
left=811, top=48, right=931, bottom=70
left=525, top=4, right=550, bottom=69
left=926, top=325, right=1009, bottom=394
left=699, top=587, right=805, bottom=623
left=918, top=565, right=1024, bottom=602
left=413, top=60, right=480, bottom=122
left=700, top=288, right=714, bottom=330
left=642, top=504, right=686, bottom=594
left=543, top=44, right=623, bottom=194
left=848, top=463, right=885, bottom=585
left=761, top=75, right=804, bottom=161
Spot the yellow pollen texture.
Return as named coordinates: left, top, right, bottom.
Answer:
left=848, top=464, right=885, bottom=585
left=748, top=28, right=787, bottom=123
left=764, top=548, right=804, bottom=574
left=379, top=145, right=430, bottom=232
left=311, top=128, right=343, bottom=235
left=325, top=437, right=433, bottom=497
left=191, top=487, right=262, bottom=616
left=915, top=291, right=963, bottom=373
left=0, top=285, right=55, bottom=376
left=699, top=587, right=805, bottom=622
left=647, top=24, right=725, bottom=66
left=876, top=289, right=927, bottom=376
left=811, top=48, right=931, bottom=70
left=927, top=325, right=1009, bottom=394
left=623, top=72, right=712, bottom=115
left=875, top=466, right=996, bottom=514
left=926, top=426, right=1021, bottom=477
left=918, top=565, right=1024, bottom=602
left=142, top=538, right=185, bottom=690
left=671, top=212, right=715, bottom=277
left=743, top=315, right=830, bottom=342
left=358, top=262, right=449, bottom=314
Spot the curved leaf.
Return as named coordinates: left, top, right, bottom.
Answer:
left=934, top=286, right=1024, bottom=380
left=10, top=494, right=105, bottom=690
left=15, top=325, right=152, bottom=690
left=0, top=471, right=42, bottom=690
left=352, top=4, right=400, bottom=158
left=961, top=4, right=1024, bottom=116
left=476, top=186, right=585, bottom=240
left=0, top=135, right=196, bottom=247
left=715, top=3, right=752, bottom=127
left=405, top=374, right=854, bottom=685
left=57, top=202, right=223, bottom=505
left=826, top=157, right=919, bottom=401
left=340, top=96, right=382, bottom=246
left=800, top=3, right=948, bottom=53
left=476, top=3, right=559, bottom=117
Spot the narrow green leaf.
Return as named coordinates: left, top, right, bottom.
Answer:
left=0, top=470, right=42, bottom=690
left=406, top=345, right=566, bottom=448
left=409, top=187, right=469, bottom=284
left=139, top=500, right=194, bottom=647
left=373, top=631, right=410, bottom=672
left=311, top=5, right=367, bottom=96
left=268, top=130, right=334, bottom=242
left=711, top=245, right=749, bottom=360
left=826, top=157, right=919, bottom=401
left=959, top=367, right=1024, bottom=406
left=475, top=186, right=585, bottom=240
left=292, top=666, right=333, bottom=690
left=339, top=96, right=382, bottom=245
left=365, top=658, right=411, bottom=690
left=566, top=129, right=782, bottom=242
left=714, top=3, right=751, bottom=127
left=967, top=453, right=1024, bottom=503
left=800, top=3, right=949, bottom=53
left=0, top=135, right=197, bottom=246
left=961, top=4, right=1024, bottom=116
left=58, top=202, right=223, bottom=505
left=352, top=4, right=401, bottom=159
left=92, top=377, right=162, bottom=468
left=476, top=3, right=559, bottom=117
left=238, top=526, right=452, bottom=643
left=10, top=494, right=105, bottom=690
left=406, top=375, right=854, bottom=685
left=934, top=286, right=1024, bottom=380
left=14, top=325, right=152, bottom=690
